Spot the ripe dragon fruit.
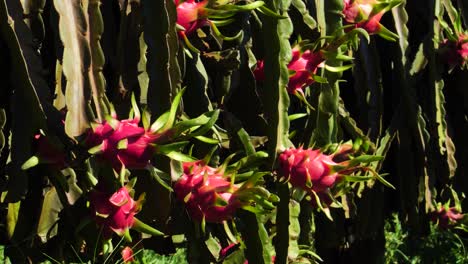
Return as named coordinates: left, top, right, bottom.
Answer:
left=278, top=147, right=339, bottom=193
left=253, top=47, right=324, bottom=95
left=89, top=187, right=141, bottom=237
left=439, top=34, right=468, bottom=68
left=121, top=246, right=135, bottom=263
left=174, top=161, right=241, bottom=223
left=342, top=0, right=401, bottom=40
left=175, top=0, right=209, bottom=36
left=430, top=205, right=464, bottom=229
left=86, top=115, right=161, bottom=171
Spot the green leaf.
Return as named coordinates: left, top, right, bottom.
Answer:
left=288, top=113, right=308, bottom=121
left=148, top=165, right=174, bottom=192
left=346, top=155, right=384, bottom=167
left=194, top=135, right=220, bottom=144
left=375, top=173, right=396, bottom=189
left=376, top=24, right=400, bottom=42
left=216, top=1, right=265, bottom=12
left=171, top=110, right=219, bottom=138
left=163, top=151, right=196, bottom=162
left=344, top=175, right=374, bottom=182
left=150, top=112, right=170, bottom=133
left=183, top=110, right=220, bottom=138
left=227, top=152, right=269, bottom=171
left=324, top=64, right=353, bottom=72
left=155, top=141, right=190, bottom=154
left=159, top=87, right=186, bottom=133
left=132, top=218, right=164, bottom=236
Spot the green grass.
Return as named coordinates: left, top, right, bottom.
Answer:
left=385, top=214, right=468, bottom=263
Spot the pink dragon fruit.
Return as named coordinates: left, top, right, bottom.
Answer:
left=440, top=34, right=468, bottom=68
left=278, top=147, right=339, bottom=193
left=175, top=0, right=209, bottom=36
left=253, top=47, right=324, bottom=95
left=89, top=187, right=141, bottom=237
left=430, top=205, right=464, bottom=229
left=175, top=161, right=241, bottom=223
left=86, top=116, right=162, bottom=170
left=121, top=246, right=135, bottom=263
left=343, top=0, right=400, bottom=39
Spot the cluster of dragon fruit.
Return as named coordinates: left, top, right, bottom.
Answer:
left=17, top=0, right=468, bottom=263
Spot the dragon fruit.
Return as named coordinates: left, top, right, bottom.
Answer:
left=175, top=0, right=209, bottom=36
left=89, top=187, right=141, bottom=237
left=254, top=47, right=324, bottom=95
left=342, top=0, right=401, bottom=39
left=439, top=34, right=468, bottom=68
left=175, top=161, right=241, bottom=223
left=278, top=147, right=339, bottom=193
left=430, top=205, right=464, bottom=229
left=121, top=246, right=135, bottom=263
left=86, top=115, right=161, bottom=170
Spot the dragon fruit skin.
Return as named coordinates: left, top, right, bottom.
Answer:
left=175, top=161, right=241, bottom=223
left=86, top=117, right=162, bottom=170
left=278, top=147, right=339, bottom=193
left=430, top=206, right=464, bottom=229
left=253, top=47, right=324, bottom=95
left=121, top=246, right=135, bottom=263
left=175, top=0, right=209, bottom=35
left=89, top=187, right=140, bottom=237
left=342, top=0, right=390, bottom=35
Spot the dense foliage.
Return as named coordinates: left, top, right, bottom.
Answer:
left=1, top=0, right=468, bottom=263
